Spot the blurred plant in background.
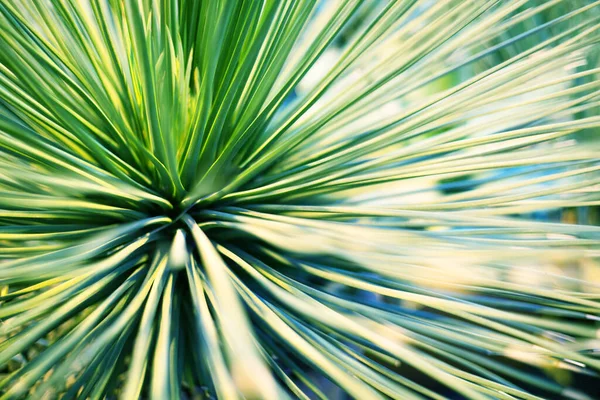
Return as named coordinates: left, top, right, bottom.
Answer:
left=0, top=0, right=599, bottom=399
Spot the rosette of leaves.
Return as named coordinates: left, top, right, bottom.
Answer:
left=1, top=1, right=600, bottom=399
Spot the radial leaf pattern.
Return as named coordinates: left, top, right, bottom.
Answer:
left=0, top=0, right=600, bottom=399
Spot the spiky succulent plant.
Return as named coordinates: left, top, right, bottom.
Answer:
left=1, top=0, right=600, bottom=399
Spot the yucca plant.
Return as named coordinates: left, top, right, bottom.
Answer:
left=1, top=0, right=600, bottom=398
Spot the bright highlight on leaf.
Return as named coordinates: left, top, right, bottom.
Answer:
left=0, top=0, right=599, bottom=399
